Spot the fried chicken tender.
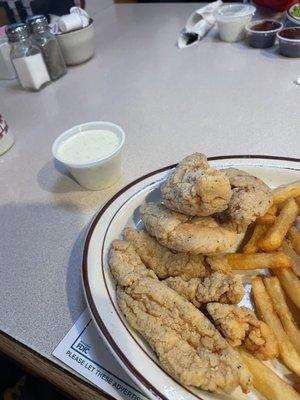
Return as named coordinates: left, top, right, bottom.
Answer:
left=164, top=272, right=244, bottom=308
left=140, top=203, right=238, bottom=255
left=123, top=227, right=207, bottom=279
left=221, top=169, right=272, bottom=231
left=161, top=153, right=232, bottom=216
left=206, top=303, right=279, bottom=360
left=109, top=240, right=157, bottom=286
left=109, top=240, right=252, bottom=393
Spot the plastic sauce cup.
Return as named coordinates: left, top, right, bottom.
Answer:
left=52, top=121, right=125, bottom=190
left=277, top=27, right=300, bottom=57
left=285, top=3, right=300, bottom=28
left=216, top=4, right=256, bottom=42
left=246, top=19, right=283, bottom=48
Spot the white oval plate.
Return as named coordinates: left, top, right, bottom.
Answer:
left=82, top=156, right=300, bottom=400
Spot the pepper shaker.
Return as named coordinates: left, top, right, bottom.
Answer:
left=27, top=15, right=67, bottom=81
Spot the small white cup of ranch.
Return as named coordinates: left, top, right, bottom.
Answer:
left=52, top=121, right=125, bottom=190
left=216, top=4, right=256, bottom=42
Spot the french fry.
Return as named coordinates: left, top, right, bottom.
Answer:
left=208, top=252, right=292, bottom=271
left=243, top=225, right=268, bottom=254
left=264, top=277, right=300, bottom=354
left=281, top=239, right=300, bottom=278
left=273, top=181, right=300, bottom=204
left=255, top=204, right=278, bottom=225
left=252, top=277, right=300, bottom=376
left=243, top=204, right=279, bottom=253
left=288, top=226, right=300, bottom=256
left=255, top=214, right=276, bottom=225
left=239, top=349, right=300, bottom=400
left=259, top=199, right=298, bottom=251
left=272, top=268, right=300, bottom=309
left=268, top=204, right=278, bottom=215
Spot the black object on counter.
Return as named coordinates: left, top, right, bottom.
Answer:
left=1, top=0, right=83, bottom=23
left=2, top=2, right=16, bottom=23
left=15, top=1, right=28, bottom=22
left=30, top=0, right=76, bottom=20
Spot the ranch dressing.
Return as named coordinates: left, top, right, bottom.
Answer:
left=58, top=130, right=120, bottom=164
left=216, top=4, right=256, bottom=42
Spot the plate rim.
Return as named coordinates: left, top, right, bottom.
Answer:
left=82, top=154, right=300, bottom=400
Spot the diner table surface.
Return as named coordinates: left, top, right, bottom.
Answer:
left=0, top=1, right=299, bottom=399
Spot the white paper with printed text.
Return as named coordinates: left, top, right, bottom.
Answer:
left=53, top=309, right=149, bottom=400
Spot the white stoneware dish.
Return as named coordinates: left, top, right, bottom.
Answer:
left=56, top=19, right=95, bottom=65
left=82, top=155, right=300, bottom=400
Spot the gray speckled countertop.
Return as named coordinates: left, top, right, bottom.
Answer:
left=0, top=0, right=299, bottom=377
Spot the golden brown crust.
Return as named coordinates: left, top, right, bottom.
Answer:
left=164, top=272, right=244, bottom=308
left=140, top=202, right=238, bottom=254
left=123, top=227, right=208, bottom=279
left=109, top=240, right=157, bottom=286
left=110, top=240, right=252, bottom=393
left=206, top=303, right=279, bottom=360
left=161, top=153, right=232, bottom=216
left=221, top=168, right=272, bottom=231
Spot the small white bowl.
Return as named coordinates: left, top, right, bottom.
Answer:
left=56, top=19, right=95, bottom=66
left=52, top=121, right=125, bottom=191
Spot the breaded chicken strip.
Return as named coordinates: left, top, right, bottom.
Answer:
left=164, top=272, right=244, bottom=308
left=110, top=240, right=252, bottom=393
left=221, top=169, right=272, bottom=231
left=123, top=227, right=207, bottom=279
left=140, top=202, right=237, bottom=254
left=206, top=303, right=279, bottom=360
left=109, top=240, right=157, bottom=286
left=161, top=153, right=232, bottom=216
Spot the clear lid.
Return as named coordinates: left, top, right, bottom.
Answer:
left=216, top=4, right=256, bottom=20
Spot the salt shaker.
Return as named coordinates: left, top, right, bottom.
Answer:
left=27, top=15, right=67, bottom=81
left=5, top=23, right=50, bottom=91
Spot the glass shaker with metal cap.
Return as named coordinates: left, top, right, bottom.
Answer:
left=5, top=22, right=50, bottom=91
left=27, top=15, right=67, bottom=81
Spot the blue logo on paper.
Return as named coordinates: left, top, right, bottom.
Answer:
left=76, top=341, right=90, bottom=354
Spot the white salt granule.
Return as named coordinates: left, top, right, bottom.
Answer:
left=13, top=53, right=50, bottom=90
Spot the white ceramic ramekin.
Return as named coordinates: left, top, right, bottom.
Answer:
left=56, top=19, right=95, bottom=66
left=52, top=121, right=125, bottom=190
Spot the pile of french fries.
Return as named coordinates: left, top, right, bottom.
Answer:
left=245, top=183, right=300, bottom=400
left=212, top=182, right=300, bottom=400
